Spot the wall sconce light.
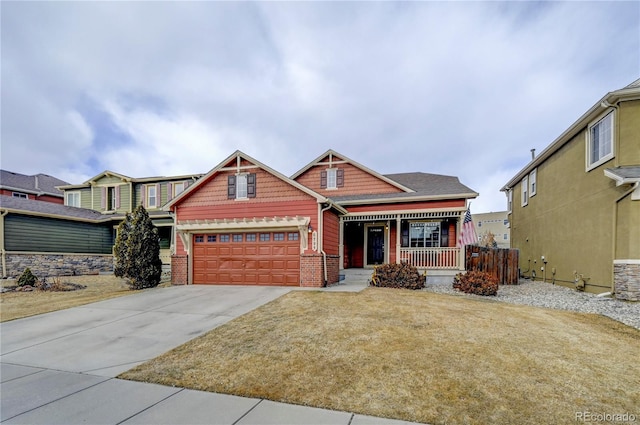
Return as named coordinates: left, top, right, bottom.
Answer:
left=308, top=224, right=313, bottom=232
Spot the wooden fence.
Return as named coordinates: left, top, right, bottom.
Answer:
left=465, top=245, right=519, bottom=285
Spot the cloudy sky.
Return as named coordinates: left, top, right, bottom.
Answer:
left=2, top=1, right=638, bottom=213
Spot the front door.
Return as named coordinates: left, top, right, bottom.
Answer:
left=366, top=226, right=385, bottom=265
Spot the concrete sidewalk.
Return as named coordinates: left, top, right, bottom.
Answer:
left=1, top=284, right=424, bottom=424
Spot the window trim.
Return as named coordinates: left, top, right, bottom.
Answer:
left=146, top=185, right=157, bottom=208
left=228, top=173, right=256, bottom=200
left=521, top=176, right=529, bottom=207
left=586, top=110, right=615, bottom=171
left=507, top=189, right=513, bottom=213
left=529, top=168, right=537, bottom=197
left=320, top=168, right=344, bottom=189
left=173, top=182, right=185, bottom=197
left=66, top=191, right=81, bottom=207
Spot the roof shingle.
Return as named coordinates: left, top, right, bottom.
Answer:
left=0, top=170, right=69, bottom=197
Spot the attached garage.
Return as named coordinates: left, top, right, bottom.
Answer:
left=192, top=231, right=301, bottom=285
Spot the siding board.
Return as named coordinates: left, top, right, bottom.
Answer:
left=4, top=214, right=113, bottom=254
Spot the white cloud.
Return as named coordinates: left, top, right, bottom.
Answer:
left=1, top=1, right=638, bottom=211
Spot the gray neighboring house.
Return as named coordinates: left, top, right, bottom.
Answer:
left=0, top=169, right=69, bottom=204
left=0, top=195, right=114, bottom=278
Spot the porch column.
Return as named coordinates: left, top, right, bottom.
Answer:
left=339, top=218, right=344, bottom=270
left=457, top=215, right=465, bottom=271
left=395, top=215, right=401, bottom=264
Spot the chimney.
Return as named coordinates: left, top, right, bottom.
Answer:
left=530, top=149, right=536, bottom=160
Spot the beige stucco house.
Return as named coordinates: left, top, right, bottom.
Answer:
left=502, top=78, right=640, bottom=300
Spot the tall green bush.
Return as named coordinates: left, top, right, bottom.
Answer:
left=114, top=205, right=162, bottom=290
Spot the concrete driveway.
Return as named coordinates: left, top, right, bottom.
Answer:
left=1, top=284, right=420, bottom=425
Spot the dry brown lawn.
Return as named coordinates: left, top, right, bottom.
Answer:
left=0, top=275, right=169, bottom=322
left=120, top=288, right=640, bottom=425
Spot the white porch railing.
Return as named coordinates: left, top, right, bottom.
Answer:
left=159, top=249, right=172, bottom=265
left=399, top=247, right=461, bottom=269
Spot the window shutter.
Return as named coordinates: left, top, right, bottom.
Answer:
left=228, top=175, right=236, bottom=199
left=336, top=169, right=344, bottom=187
left=320, top=170, right=327, bottom=189
left=167, top=183, right=173, bottom=201
left=247, top=173, right=256, bottom=198
left=101, top=187, right=106, bottom=210
left=115, top=186, right=121, bottom=209
left=156, top=183, right=161, bottom=206
left=141, top=186, right=146, bottom=207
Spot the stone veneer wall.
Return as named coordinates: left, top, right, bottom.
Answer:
left=4, top=252, right=113, bottom=278
left=614, top=260, right=640, bottom=301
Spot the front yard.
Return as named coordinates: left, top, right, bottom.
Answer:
left=120, top=288, right=640, bottom=425
left=0, top=275, right=169, bottom=322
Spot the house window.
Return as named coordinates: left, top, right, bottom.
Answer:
left=147, top=185, right=157, bottom=208
left=207, top=235, right=217, bottom=243
left=409, top=222, right=440, bottom=247
left=320, top=168, right=344, bottom=189
left=260, top=233, right=270, bottom=242
left=101, top=186, right=119, bottom=210
left=327, top=169, right=337, bottom=189
left=12, top=192, right=27, bottom=199
left=236, top=174, right=248, bottom=199
left=228, top=174, right=256, bottom=199
left=288, top=232, right=299, bottom=241
left=246, top=234, right=256, bottom=242
left=173, top=182, right=185, bottom=197
left=521, top=176, right=529, bottom=207
left=233, top=234, right=243, bottom=242
left=108, top=187, right=117, bottom=210
left=66, top=192, right=81, bottom=207
left=220, top=234, right=230, bottom=242
left=195, top=235, right=204, bottom=243
left=507, top=190, right=513, bottom=213
left=587, top=111, right=614, bottom=170
left=529, top=169, right=537, bottom=197
left=274, top=233, right=285, bottom=241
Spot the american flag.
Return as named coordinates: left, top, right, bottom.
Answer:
left=457, top=206, right=477, bottom=247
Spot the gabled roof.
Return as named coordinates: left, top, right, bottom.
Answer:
left=165, top=150, right=347, bottom=213
left=329, top=172, right=478, bottom=204
left=58, top=170, right=204, bottom=190
left=0, top=194, right=108, bottom=222
left=0, top=170, right=69, bottom=198
left=502, top=77, right=640, bottom=191
left=290, top=149, right=414, bottom=193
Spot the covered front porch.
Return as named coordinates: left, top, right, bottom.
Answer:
left=339, top=210, right=466, bottom=272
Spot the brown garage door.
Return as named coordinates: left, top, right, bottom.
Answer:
left=192, top=232, right=300, bottom=285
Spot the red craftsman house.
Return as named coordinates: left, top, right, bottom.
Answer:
left=166, top=150, right=478, bottom=287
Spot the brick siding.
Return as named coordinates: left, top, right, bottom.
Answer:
left=171, top=255, right=188, bottom=285
left=300, top=253, right=340, bottom=287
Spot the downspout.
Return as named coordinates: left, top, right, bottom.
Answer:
left=0, top=209, right=8, bottom=278
left=319, top=203, right=332, bottom=287
left=611, top=181, right=639, bottom=293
